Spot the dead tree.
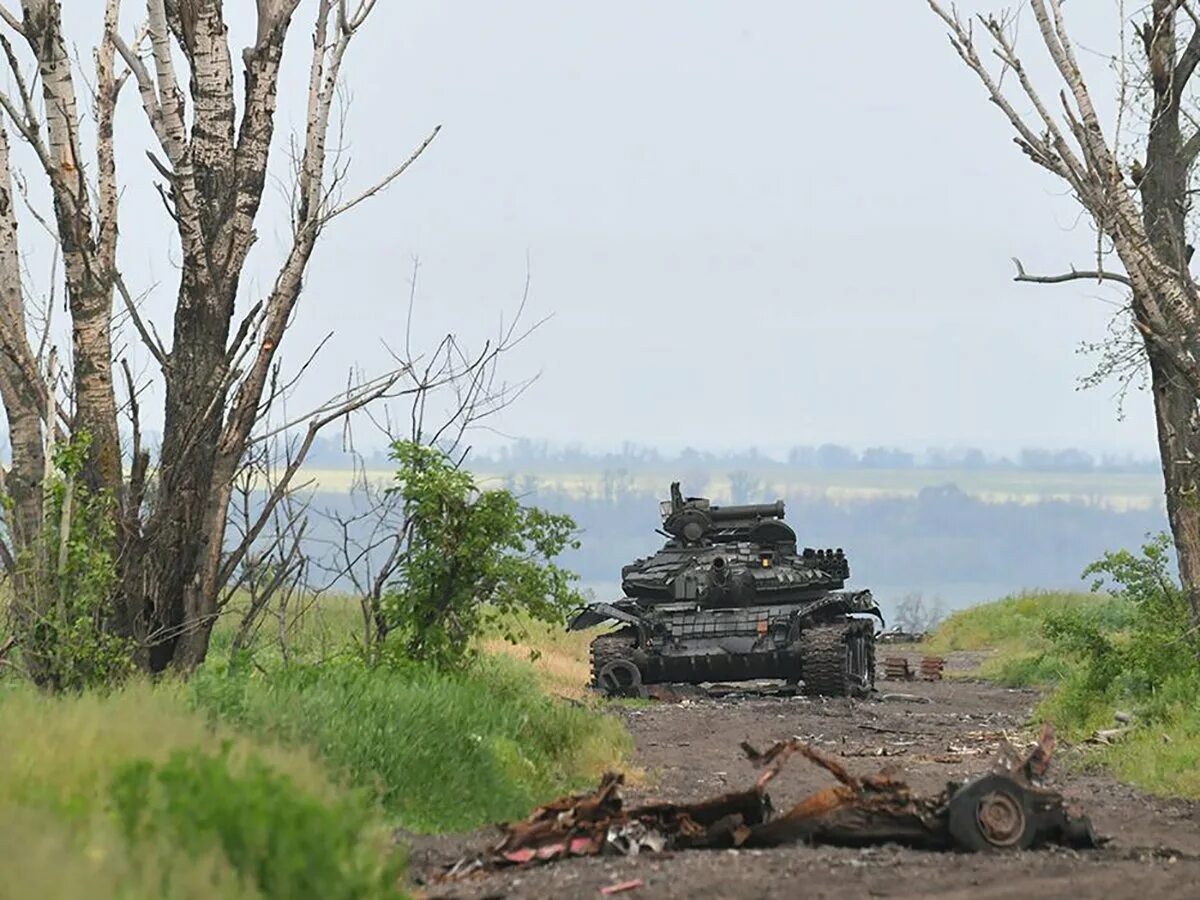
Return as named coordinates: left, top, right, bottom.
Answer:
left=928, top=0, right=1200, bottom=625
left=313, top=274, right=538, bottom=661
left=0, top=0, right=440, bottom=678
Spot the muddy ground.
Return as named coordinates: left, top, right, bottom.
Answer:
left=407, top=658, right=1200, bottom=899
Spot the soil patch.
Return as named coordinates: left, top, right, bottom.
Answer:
left=409, top=665, right=1200, bottom=898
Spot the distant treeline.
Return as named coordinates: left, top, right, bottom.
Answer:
left=286, top=467, right=1166, bottom=615
left=205, top=431, right=1161, bottom=473
left=470, top=440, right=1158, bottom=473
left=489, top=481, right=1169, bottom=610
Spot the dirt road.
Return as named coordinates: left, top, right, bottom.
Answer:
left=412, top=674, right=1200, bottom=899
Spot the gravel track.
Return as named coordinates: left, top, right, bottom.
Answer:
left=410, top=669, right=1200, bottom=899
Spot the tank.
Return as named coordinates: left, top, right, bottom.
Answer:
left=567, top=482, right=882, bottom=697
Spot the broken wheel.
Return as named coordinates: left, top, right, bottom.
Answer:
left=947, top=774, right=1036, bottom=851
left=597, top=659, right=644, bottom=697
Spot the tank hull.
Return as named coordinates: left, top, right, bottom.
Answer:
left=575, top=594, right=880, bottom=698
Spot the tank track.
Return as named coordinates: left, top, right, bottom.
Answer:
left=799, top=619, right=875, bottom=698
left=589, top=628, right=639, bottom=694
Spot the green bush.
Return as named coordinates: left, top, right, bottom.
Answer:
left=924, top=590, right=1131, bottom=686
left=1024, top=535, right=1200, bottom=738
left=110, top=747, right=403, bottom=900
left=1073, top=534, right=1200, bottom=708
left=190, top=655, right=630, bottom=832
left=9, top=434, right=133, bottom=690
left=379, top=440, right=584, bottom=670
left=926, top=537, right=1200, bottom=799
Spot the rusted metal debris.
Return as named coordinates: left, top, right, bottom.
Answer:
left=877, top=629, right=928, bottom=645
left=599, top=879, right=644, bottom=895
left=920, top=656, right=946, bottom=680
left=883, top=656, right=914, bottom=680
left=882, top=655, right=945, bottom=681
left=436, top=723, right=1100, bottom=882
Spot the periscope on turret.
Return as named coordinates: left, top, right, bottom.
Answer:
left=567, top=483, right=882, bottom=697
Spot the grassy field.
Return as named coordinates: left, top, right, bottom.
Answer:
left=923, top=590, right=1133, bottom=684
left=0, top=680, right=403, bottom=899
left=0, top=598, right=631, bottom=899
left=300, top=466, right=1165, bottom=511
left=12, top=581, right=1200, bottom=897
left=926, top=591, right=1200, bottom=799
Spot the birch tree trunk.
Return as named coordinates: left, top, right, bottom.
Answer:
left=0, top=0, right=430, bottom=677
left=929, top=0, right=1200, bottom=625
left=21, top=0, right=121, bottom=499
left=1139, top=1, right=1200, bottom=623
left=0, top=117, right=48, bottom=678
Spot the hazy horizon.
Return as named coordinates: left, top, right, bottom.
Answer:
left=33, top=3, right=1152, bottom=459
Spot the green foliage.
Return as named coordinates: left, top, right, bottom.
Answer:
left=926, top=590, right=1133, bottom=653
left=924, top=590, right=1131, bottom=685
left=15, top=434, right=131, bottom=690
left=1072, top=533, right=1200, bottom=710
left=926, top=537, right=1200, bottom=799
left=928, top=539, right=1200, bottom=722
left=1021, top=535, right=1200, bottom=736
left=190, top=654, right=631, bottom=833
left=110, top=747, right=403, bottom=900
left=987, top=650, right=1076, bottom=687
left=381, top=440, right=584, bottom=670
left=0, top=680, right=401, bottom=899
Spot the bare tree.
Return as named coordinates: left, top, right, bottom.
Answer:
left=891, top=593, right=945, bottom=637
left=0, top=0, right=442, bottom=678
left=312, top=283, right=538, bottom=661
left=928, top=0, right=1200, bottom=625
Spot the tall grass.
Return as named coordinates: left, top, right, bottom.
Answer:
left=924, top=590, right=1132, bottom=685
left=0, top=589, right=633, bottom=897
left=478, top=611, right=597, bottom=699
left=0, top=681, right=401, bottom=899
left=926, top=584, right=1200, bottom=800
left=190, top=655, right=631, bottom=833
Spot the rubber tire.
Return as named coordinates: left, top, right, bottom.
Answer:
left=589, top=628, right=643, bottom=697
left=799, top=620, right=875, bottom=698
left=947, top=775, right=1037, bottom=852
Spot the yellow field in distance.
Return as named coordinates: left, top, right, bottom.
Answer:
left=294, top=466, right=1164, bottom=512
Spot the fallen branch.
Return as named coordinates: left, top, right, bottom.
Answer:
left=856, top=723, right=935, bottom=737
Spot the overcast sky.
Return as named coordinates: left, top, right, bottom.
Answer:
left=45, top=1, right=1150, bottom=458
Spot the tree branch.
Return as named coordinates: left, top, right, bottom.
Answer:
left=216, top=370, right=405, bottom=590
left=0, top=33, right=52, bottom=174
left=0, top=4, right=22, bottom=37
left=1177, top=14, right=1200, bottom=96
left=1012, top=257, right=1134, bottom=288
left=1185, top=128, right=1200, bottom=168
left=111, top=28, right=175, bottom=157
left=113, top=271, right=168, bottom=368
left=144, top=0, right=188, bottom=165
left=322, top=125, right=440, bottom=224
left=926, top=3, right=1079, bottom=183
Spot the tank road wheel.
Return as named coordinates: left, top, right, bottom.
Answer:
left=589, top=629, right=645, bottom=698
left=799, top=621, right=875, bottom=698
left=597, top=660, right=642, bottom=696
left=947, top=775, right=1037, bottom=852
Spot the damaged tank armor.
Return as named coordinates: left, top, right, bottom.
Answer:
left=568, top=483, right=883, bottom=697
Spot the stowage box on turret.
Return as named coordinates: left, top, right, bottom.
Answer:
left=567, top=483, right=882, bottom=697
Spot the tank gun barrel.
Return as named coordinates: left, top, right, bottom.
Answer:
left=708, top=500, right=785, bottom=522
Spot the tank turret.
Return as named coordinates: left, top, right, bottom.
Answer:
left=568, top=482, right=882, bottom=698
